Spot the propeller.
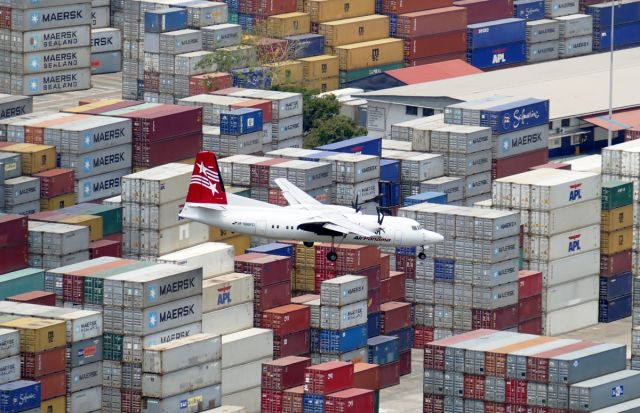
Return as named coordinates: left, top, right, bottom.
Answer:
left=351, top=194, right=361, bottom=213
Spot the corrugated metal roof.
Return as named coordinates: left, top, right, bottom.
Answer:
left=357, top=48, right=640, bottom=120
left=384, top=59, right=482, bottom=85
left=581, top=108, right=640, bottom=131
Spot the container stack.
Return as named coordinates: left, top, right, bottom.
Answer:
left=91, top=27, right=123, bottom=75
left=0, top=328, right=23, bottom=406
left=202, top=271, right=254, bottom=337
left=33, top=168, right=75, bottom=211
left=556, top=13, right=593, bottom=58
left=0, top=1, right=92, bottom=96
left=514, top=0, right=546, bottom=21
left=516, top=269, right=544, bottom=334
left=467, top=18, right=527, bottom=70
left=298, top=55, right=340, bottom=92
left=492, top=168, right=602, bottom=335
left=381, top=150, right=444, bottom=202
left=142, top=333, right=223, bottom=412
left=335, top=38, right=403, bottom=89
left=379, top=301, right=413, bottom=379
left=452, top=0, right=515, bottom=25
left=0, top=212, right=29, bottom=274
left=260, top=356, right=311, bottom=413
left=27, top=221, right=90, bottom=270
left=588, top=1, right=640, bottom=52
left=526, top=19, right=560, bottom=63
left=158, top=241, right=235, bottom=279
left=423, top=329, right=638, bottom=413
left=306, top=0, right=375, bottom=33
left=217, top=108, right=264, bottom=157
left=234, top=0, right=296, bottom=31
left=599, top=180, right=634, bottom=322
left=323, top=153, right=380, bottom=208
left=262, top=304, right=311, bottom=358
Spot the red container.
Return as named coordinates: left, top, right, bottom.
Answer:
left=601, top=250, right=632, bottom=277
left=315, top=268, right=338, bottom=293
left=304, top=361, right=353, bottom=395
left=231, top=98, right=273, bottom=124
left=256, top=38, right=288, bottom=63
left=291, top=294, right=320, bottom=304
left=103, top=232, right=123, bottom=243
left=263, top=304, right=310, bottom=336
left=348, top=265, right=380, bottom=290
left=261, top=388, right=283, bottom=413
left=580, top=0, right=602, bottom=11
left=399, top=349, right=412, bottom=376
left=212, top=87, right=247, bottom=96
left=282, top=385, right=304, bottom=413
left=235, top=253, right=292, bottom=287
left=380, top=302, right=411, bottom=333
left=377, top=360, right=400, bottom=389
left=414, top=326, right=434, bottom=349
left=505, top=405, right=528, bottom=413
left=424, top=329, right=497, bottom=370
left=121, top=390, right=142, bottom=413
left=517, top=317, right=542, bottom=335
left=33, top=168, right=74, bottom=198
left=189, top=73, right=232, bottom=96
left=406, top=52, right=467, bottom=66
left=6, top=291, right=56, bottom=306
left=526, top=341, right=595, bottom=383
left=135, top=131, right=202, bottom=168
left=396, top=7, right=467, bottom=37
left=251, top=159, right=290, bottom=187
left=382, top=0, right=453, bottom=14
left=90, top=239, right=122, bottom=259
left=464, top=374, right=485, bottom=399
left=379, top=254, right=390, bottom=279
left=380, top=271, right=405, bottom=303
left=0, top=214, right=28, bottom=247
left=143, top=72, right=160, bottom=93
left=472, top=305, right=518, bottom=330
left=255, top=0, right=296, bottom=16
left=504, top=379, right=527, bottom=405
left=518, top=270, right=542, bottom=299
left=315, top=244, right=381, bottom=272
left=395, top=254, right=416, bottom=279
left=352, top=363, right=379, bottom=390
left=367, top=288, right=380, bottom=315
left=424, top=394, right=445, bottom=413
left=274, top=329, right=310, bottom=358
left=38, top=370, right=66, bottom=400
left=116, top=104, right=202, bottom=140
left=262, top=356, right=311, bottom=391
left=256, top=281, right=292, bottom=312
left=324, top=388, right=374, bottom=413
left=492, top=148, right=549, bottom=179
left=63, top=274, right=85, bottom=304
left=530, top=162, right=571, bottom=171
left=518, top=294, right=542, bottom=322
left=0, top=244, right=28, bottom=274
left=453, top=0, right=513, bottom=24
left=484, top=401, right=506, bottom=413
left=405, top=28, right=469, bottom=59
left=21, top=346, right=66, bottom=379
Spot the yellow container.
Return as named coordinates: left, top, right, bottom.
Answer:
left=319, top=14, right=389, bottom=47
left=0, top=317, right=66, bottom=352
left=264, top=60, right=304, bottom=86
left=209, top=226, right=238, bottom=242
left=41, top=396, right=65, bottom=413
left=303, top=77, right=340, bottom=93
left=58, top=214, right=103, bottom=241
left=40, top=193, right=75, bottom=211
left=601, top=205, right=633, bottom=232
left=62, top=99, right=122, bottom=113
left=293, top=267, right=315, bottom=292
left=336, top=38, right=403, bottom=71
left=601, top=227, right=633, bottom=255
left=267, top=12, right=311, bottom=38
left=223, top=234, right=251, bottom=255
left=295, top=243, right=316, bottom=268
left=133, top=166, right=149, bottom=173
left=306, top=0, right=375, bottom=23
left=299, top=55, right=339, bottom=79
left=0, top=143, right=56, bottom=174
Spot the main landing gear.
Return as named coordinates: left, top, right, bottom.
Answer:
left=325, top=235, right=347, bottom=262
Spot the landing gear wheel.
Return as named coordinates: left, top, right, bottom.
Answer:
left=327, top=251, right=338, bottom=262
left=303, top=241, right=314, bottom=248
left=418, top=252, right=427, bottom=260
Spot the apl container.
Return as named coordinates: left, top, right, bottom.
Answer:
left=467, top=42, right=527, bottom=69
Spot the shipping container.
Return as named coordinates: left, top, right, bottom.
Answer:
left=336, top=38, right=403, bottom=71
left=143, top=360, right=221, bottom=399
left=569, top=370, right=640, bottom=411
left=527, top=40, right=559, bottom=63
left=468, top=18, right=526, bottom=49
left=559, top=34, right=592, bottom=57
left=514, top=0, right=546, bottom=20
left=12, top=69, right=92, bottom=96
left=396, top=7, right=466, bottom=38
left=306, top=0, right=375, bottom=23
left=142, top=384, right=221, bottom=413
left=320, top=15, right=389, bottom=47
left=0, top=380, right=40, bottom=413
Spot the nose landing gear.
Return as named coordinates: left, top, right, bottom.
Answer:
left=418, top=246, right=427, bottom=260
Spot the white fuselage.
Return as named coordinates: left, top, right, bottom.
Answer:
left=180, top=203, right=442, bottom=247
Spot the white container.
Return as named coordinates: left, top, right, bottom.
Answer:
left=201, top=24, right=243, bottom=50
left=142, top=360, right=221, bottom=398
left=142, top=322, right=202, bottom=348
left=273, top=115, right=303, bottom=141
left=202, top=273, right=254, bottom=313
left=54, top=116, right=132, bottom=155
left=335, top=179, right=379, bottom=204
left=558, top=35, right=592, bottom=58
left=396, top=152, right=444, bottom=182
left=446, top=150, right=491, bottom=176
left=133, top=295, right=202, bottom=336
left=221, top=328, right=273, bottom=368
left=139, top=222, right=210, bottom=256
left=69, top=385, right=102, bottom=413
left=556, top=14, right=592, bottom=38
left=0, top=355, right=20, bottom=385
left=175, top=51, right=215, bottom=76
left=203, top=407, right=247, bottom=413
left=221, top=387, right=260, bottom=413
left=185, top=2, right=228, bottom=28
left=320, top=300, right=367, bottom=330
left=527, top=248, right=600, bottom=287
left=526, top=19, right=560, bottom=43
left=160, top=30, right=203, bottom=55
left=179, top=95, right=250, bottom=125
left=527, top=40, right=559, bottom=63
left=121, top=163, right=192, bottom=204
left=142, top=384, right=222, bottom=413
left=222, top=358, right=271, bottom=395
left=75, top=168, right=129, bottom=203
left=62, top=143, right=131, bottom=179
left=464, top=171, right=492, bottom=198
left=320, top=275, right=368, bottom=307
left=545, top=0, right=579, bottom=17
left=202, top=302, right=253, bottom=336
left=493, top=124, right=549, bottom=159
left=543, top=300, right=598, bottom=336
left=526, top=224, right=600, bottom=261
left=158, top=243, right=235, bottom=280
left=91, top=6, right=110, bottom=28
left=144, top=333, right=221, bottom=374
left=91, top=28, right=121, bottom=53
left=13, top=68, right=92, bottom=96
left=136, top=198, right=186, bottom=230
left=7, top=25, right=91, bottom=53
left=544, top=274, right=599, bottom=312
left=420, top=176, right=464, bottom=202
left=472, top=281, right=519, bottom=310
left=70, top=361, right=102, bottom=392
left=41, top=223, right=90, bottom=256
left=528, top=198, right=600, bottom=236
left=234, top=90, right=303, bottom=119
left=7, top=47, right=90, bottom=75
left=325, top=153, right=380, bottom=184
left=0, top=329, right=19, bottom=359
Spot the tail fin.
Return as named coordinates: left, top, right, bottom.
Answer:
left=186, top=151, right=228, bottom=205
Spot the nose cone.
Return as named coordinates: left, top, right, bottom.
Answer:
left=423, top=230, right=444, bottom=244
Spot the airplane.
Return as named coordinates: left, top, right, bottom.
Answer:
left=179, top=151, right=444, bottom=262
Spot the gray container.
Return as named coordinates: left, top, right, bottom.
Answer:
left=75, top=168, right=129, bottom=203
left=526, top=19, right=560, bottom=43
left=69, top=337, right=103, bottom=367
left=527, top=40, right=560, bottom=63
left=6, top=200, right=38, bottom=217
left=0, top=329, right=19, bottom=359
left=273, top=115, right=303, bottom=141
left=160, top=30, right=203, bottom=55
left=0, top=0, right=81, bottom=9
left=591, top=398, right=640, bottom=413
left=142, top=383, right=221, bottom=413
left=9, top=3, right=92, bottom=31
left=556, top=14, right=593, bottom=39
left=545, top=0, right=579, bottom=17
left=143, top=333, right=221, bottom=374
left=229, top=89, right=303, bottom=119
left=91, top=28, right=122, bottom=53
left=6, top=47, right=92, bottom=74
left=215, top=131, right=263, bottom=156
left=91, top=6, right=110, bottom=28
left=320, top=300, right=367, bottom=330
left=0, top=95, right=32, bottom=120
left=464, top=171, right=491, bottom=197
left=185, top=2, right=228, bottom=28
left=446, top=150, right=492, bottom=176
left=493, top=125, right=549, bottom=159
left=320, top=275, right=368, bottom=307
left=69, top=361, right=102, bottom=392
left=125, top=295, right=202, bottom=336
left=68, top=385, right=102, bottom=413
left=201, top=23, right=242, bottom=50
left=91, top=51, right=122, bottom=75
left=420, top=176, right=464, bottom=202
left=325, top=153, right=379, bottom=184
left=13, top=68, right=91, bottom=96
left=144, top=34, right=160, bottom=54
left=142, top=322, right=202, bottom=348
left=548, top=382, right=570, bottom=409
left=62, top=144, right=132, bottom=179
left=0, top=355, right=20, bottom=385
left=548, top=342, right=627, bottom=384
left=431, top=125, right=492, bottom=154
left=102, top=386, right=121, bottom=413
left=319, top=347, right=367, bottom=364
left=175, top=51, right=214, bottom=76
left=142, top=360, right=221, bottom=399
left=0, top=153, right=22, bottom=179
left=102, top=360, right=122, bottom=388
left=473, top=258, right=520, bottom=287
left=54, top=113, right=130, bottom=154
left=569, top=370, right=640, bottom=411
left=42, top=223, right=90, bottom=255
left=472, top=281, right=518, bottom=309
left=559, top=35, right=592, bottom=58
left=485, top=376, right=505, bottom=402
left=3, top=176, right=39, bottom=206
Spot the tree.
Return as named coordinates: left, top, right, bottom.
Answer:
left=304, top=115, right=368, bottom=148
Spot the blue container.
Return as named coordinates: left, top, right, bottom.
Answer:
left=380, top=159, right=400, bottom=183
left=403, top=191, right=447, bottom=206
left=434, top=258, right=455, bottom=282
left=594, top=21, right=640, bottom=51
left=220, top=108, right=263, bottom=135
left=303, top=394, right=324, bottom=413
left=246, top=242, right=294, bottom=257
left=479, top=97, right=550, bottom=135
left=379, top=181, right=401, bottom=207
left=599, top=272, right=632, bottom=301
left=319, top=324, right=368, bottom=354
left=368, top=313, right=381, bottom=338
left=310, top=328, right=320, bottom=353
left=513, top=0, right=545, bottom=20
left=467, top=41, right=526, bottom=70
left=588, top=1, right=640, bottom=27
left=300, top=151, right=336, bottom=162
left=286, top=34, right=325, bottom=59
left=227, top=0, right=239, bottom=12
left=238, top=13, right=254, bottom=30
left=144, top=8, right=188, bottom=33
left=467, top=18, right=526, bottom=49
left=389, top=15, right=397, bottom=37
left=367, top=335, right=400, bottom=365
left=387, top=327, right=414, bottom=352
left=396, top=247, right=416, bottom=256
left=232, top=67, right=272, bottom=89
left=0, top=380, right=41, bottom=413
left=316, top=136, right=382, bottom=156
left=598, top=294, right=632, bottom=323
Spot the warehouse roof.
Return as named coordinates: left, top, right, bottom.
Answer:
left=582, top=107, right=640, bottom=131
left=356, top=48, right=640, bottom=120
left=385, top=60, right=482, bottom=84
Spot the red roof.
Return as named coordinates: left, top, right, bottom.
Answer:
left=384, top=59, right=483, bottom=85
left=582, top=108, right=640, bottom=131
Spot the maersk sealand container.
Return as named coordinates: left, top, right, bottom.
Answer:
left=593, top=21, right=640, bottom=51
left=467, top=42, right=527, bottom=69
left=467, top=18, right=527, bottom=49
left=479, top=98, right=550, bottom=134
left=513, top=0, right=546, bottom=21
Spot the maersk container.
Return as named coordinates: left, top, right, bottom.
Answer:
left=142, top=322, right=202, bottom=348
left=472, top=281, right=519, bottom=310
left=0, top=0, right=76, bottom=9
left=91, top=28, right=121, bottom=53
left=91, top=51, right=122, bottom=75
left=142, top=383, right=221, bottom=413
left=143, top=333, right=221, bottom=374
left=201, top=23, right=242, bottom=50
left=2, top=176, right=39, bottom=206
left=124, top=294, right=203, bottom=336
left=493, top=124, right=549, bottom=159
left=527, top=40, right=559, bottom=63
left=325, top=153, right=379, bottom=184
left=514, top=0, right=546, bottom=20
left=202, top=302, right=253, bottom=336
left=8, top=25, right=91, bottom=53
left=545, top=0, right=579, bottom=17
left=594, top=21, right=640, bottom=51
left=159, top=243, right=235, bottom=280
left=559, top=34, right=592, bottom=57
left=556, top=14, right=593, bottom=38
left=479, top=98, right=550, bottom=135
left=143, top=360, right=221, bottom=399
left=587, top=0, right=640, bottom=27
left=0, top=329, right=19, bottom=360
left=0, top=95, right=32, bottom=121
left=0, top=380, right=40, bottom=412
left=549, top=342, right=627, bottom=384
left=145, top=8, right=188, bottom=33
left=75, top=168, right=129, bottom=202
left=69, top=361, right=102, bottom=392
left=321, top=275, right=368, bottom=307
left=526, top=19, right=560, bottom=43
left=62, top=144, right=131, bottom=179
left=220, top=108, right=263, bottom=135
left=159, top=29, right=202, bottom=55
left=0, top=355, right=19, bottom=385
left=285, top=34, right=325, bottom=59
left=569, top=370, right=640, bottom=411
left=13, top=68, right=92, bottom=96
left=467, top=18, right=526, bottom=49
left=91, top=6, right=109, bottom=28
left=320, top=300, right=368, bottom=330
left=273, top=115, right=303, bottom=140
left=467, top=41, right=527, bottom=70
left=420, top=177, right=464, bottom=202
left=8, top=3, right=92, bottom=31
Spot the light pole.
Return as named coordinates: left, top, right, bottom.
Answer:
left=607, top=0, right=616, bottom=147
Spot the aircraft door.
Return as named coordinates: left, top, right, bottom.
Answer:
left=394, top=230, right=403, bottom=246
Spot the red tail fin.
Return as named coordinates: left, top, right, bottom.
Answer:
left=186, top=151, right=228, bottom=205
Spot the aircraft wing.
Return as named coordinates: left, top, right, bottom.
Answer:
left=274, top=178, right=323, bottom=207
left=321, top=217, right=377, bottom=237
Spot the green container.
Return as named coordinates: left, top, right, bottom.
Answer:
left=229, top=12, right=239, bottom=24
left=61, top=203, right=123, bottom=236
left=103, top=333, right=124, bottom=361
left=83, top=262, right=155, bottom=305
left=519, top=249, right=524, bottom=270
left=339, top=62, right=404, bottom=84
left=0, top=268, right=45, bottom=299
left=374, top=390, right=379, bottom=413
left=602, top=180, right=634, bottom=210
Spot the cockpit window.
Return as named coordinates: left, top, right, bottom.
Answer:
left=412, top=225, right=419, bottom=230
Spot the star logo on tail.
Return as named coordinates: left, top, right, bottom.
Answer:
left=191, top=161, right=221, bottom=196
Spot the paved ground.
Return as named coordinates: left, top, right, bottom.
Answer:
left=379, top=317, right=632, bottom=413
left=32, top=72, right=122, bottom=112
